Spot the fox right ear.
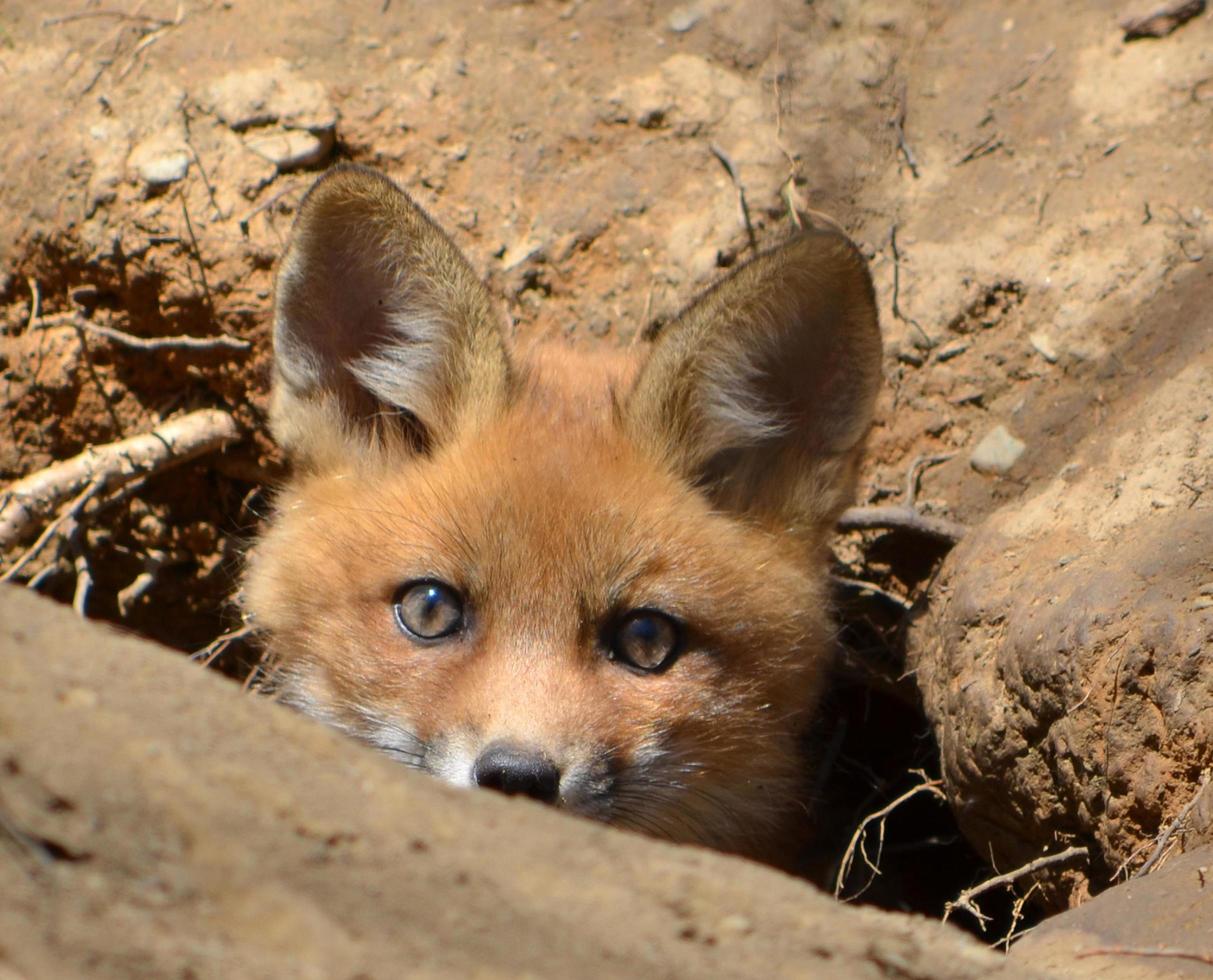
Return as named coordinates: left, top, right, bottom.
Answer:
left=625, top=227, right=882, bottom=533
left=270, top=164, right=512, bottom=468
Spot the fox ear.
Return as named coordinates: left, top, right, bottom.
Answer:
left=270, top=164, right=512, bottom=467
left=626, top=228, right=882, bottom=531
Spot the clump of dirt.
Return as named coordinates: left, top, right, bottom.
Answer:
left=2, top=0, right=1211, bottom=941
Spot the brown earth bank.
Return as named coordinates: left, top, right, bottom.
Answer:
left=1, top=0, right=1211, bottom=961
left=5, top=584, right=1209, bottom=980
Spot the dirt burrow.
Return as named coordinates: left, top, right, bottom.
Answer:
left=2, top=0, right=1212, bottom=928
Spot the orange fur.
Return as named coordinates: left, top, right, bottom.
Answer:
left=243, top=164, right=881, bottom=865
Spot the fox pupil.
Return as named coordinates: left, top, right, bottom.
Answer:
left=394, top=580, right=463, bottom=640
left=612, top=610, right=679, bottom=672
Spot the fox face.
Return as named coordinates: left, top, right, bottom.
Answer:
left=243, top=164, right=881, bottom=863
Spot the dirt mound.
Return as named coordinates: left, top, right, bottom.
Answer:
left=0, top=587, right=1040, bottom=980
left=2, top=0, right=1211, bottom=952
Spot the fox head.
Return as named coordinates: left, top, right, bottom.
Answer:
left=243, top=164, right=881, bottom=862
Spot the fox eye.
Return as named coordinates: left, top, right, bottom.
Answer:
left=394, top=580, right=464, bottom=641
left=609, top=609, right=681, bottom=672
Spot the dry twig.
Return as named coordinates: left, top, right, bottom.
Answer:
left=891, top=80, right=919, bottom=178
left=1134, top=770, right=1211, bottom=877
left=889, top=224, right=933, bottom=349
left=708, top=143, right=758, bottom=253
left=0, top=477, right=104, bottom=583
left=24, top=278, right=40, bottom=334
left=834, top=772, right=947, bottom=900
left=1078, top=945, right=1213, bottom=966
left=837, top=505, right=966, bottom=544
left=192, top=622, right=257, bottom=668
left=0, top=409, right=241, bottom=550
left=944, top=846, right=1089, bottom=927
left=43, top=9, right=173, bottom=27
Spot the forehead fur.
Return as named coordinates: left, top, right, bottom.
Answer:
left=248, top=344, right=827, bottom=660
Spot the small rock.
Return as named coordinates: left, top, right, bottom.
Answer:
left=136, top=151, right=190, bottom=189
left=970, top=425, right=1026, bottom=475
left=935, top=340, right=969, bottom=362
left=1029, top=332, right=1059, bottom=363
left=667, top=5, right=703, bottom=32
left=244, top=129, right=333, bottom=171
left=206, top=61, right=337, bottom=134
left=1194, top=597, right=1213, bottom=611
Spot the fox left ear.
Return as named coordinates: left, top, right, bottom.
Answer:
left=270, top=164, right=512, bottom=468
left=625, top=227, right=882, bottom=531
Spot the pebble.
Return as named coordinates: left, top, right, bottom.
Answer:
left=244, top=129, right=333, bottom=171
left=206, top=61, right=337, bottom=134
left=970, top=425, right=1026, bottom=475
left=136, top=150, right=190, bottom=189
left=935, top=340, right=969, bottom=362
left=667, top=6, right=703, bottom=32
left=1029, top=332, right=1059, bottom=363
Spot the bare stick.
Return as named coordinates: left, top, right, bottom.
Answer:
left=179, top=188, right=214, bottom=313
left=890, top=224, right=933, bottom=348
left=944, top=846, right=1088, bottom=926
left=1134, top=770, right=1211, bottom=877
left=1078, top=946, right=1213, bottom=966
left=892, top=80, right=919, bottom=178
left=904, top=452, right=954, bottom=507
left=28, top=311, right=248, bottom=352
left=192, top=622, right=257, bottom=667
left=0, top=409, right=241, bottom=550
left=832, top=574, right=913, bottom=611
left=43, top=9, right=173, bottom=27
left=70, top=526, right=92, bottom=618
left=837, top=505, right=967, bottom=544
left=24, top=278, right=40, bottom=333
left=116, top=549, right=167, bottom=616
left=835, top=772, right=946, bottom=900
left=0, top=477, right=104, bottom=582
left=709, top=143, right=758, bottom=253
left=238, top=182, right=302, bottom=236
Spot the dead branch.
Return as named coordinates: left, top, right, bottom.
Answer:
left=944, top=846, right=1089, bottom=926
left=1134, top=770, right=1211, bottom=877
left=708, top=143, right=758, bottom=253
left=955, top=134, right=1003, bottom=167
left=0, top=477, right=104, bottom=583
left=24, top=310, right=248, bottom=353
left=889, top=224, right=933, bottom=349
left=24, top=278, right=40, bottom=333
left=70, top=526, right=92, bottom=618
left=1077, top=945, right=1213, bottom=966
left=837, top=505, right=967, bottom=544
left=192, top=622, right=257, bottom=667
left=891, top=80, right=919, bottom=178
left=834, top=772, right=947, bottom=900
left=0, top=409, right=241, bottom=550
left=64, top=314, right=248, bottom=352
left=832, top=574, right=913, bottom=611
left=116, top=549, right=168, bottom=616
left=43, top=9, right=173, bottom=27
left=904, top=452, right=954, bottom=507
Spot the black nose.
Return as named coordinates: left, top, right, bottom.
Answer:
left=472, top=743, right=561, bottom=804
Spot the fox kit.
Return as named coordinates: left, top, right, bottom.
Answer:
left=243, top=163, right=881, bottom=864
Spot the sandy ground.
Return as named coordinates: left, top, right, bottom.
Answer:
left=1, top=0, right=1211, bottom=955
